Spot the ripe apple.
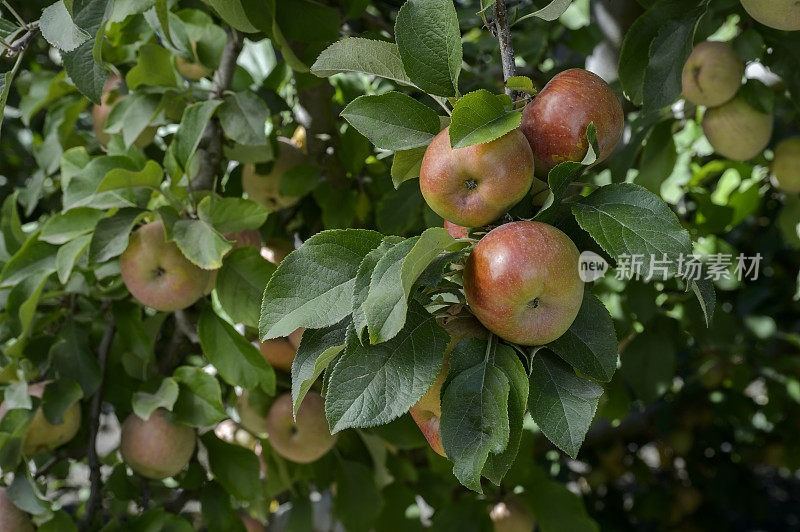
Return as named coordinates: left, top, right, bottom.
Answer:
left=92, top=76, right=157, bottom=148
left=176, top=40, right=213, bottom=80
left=463, top=221, right=584, bottom=345
left=265, top=392, right=337, bottom=463
left=120, top=220, right=212, bottom=312
left=740, top=0, right=800, bottom=31
left=489, top=496, right=536, bottom=532
left=120, top=408, right=196, bottom=480
left=520, top=68, right=624, bottom=178
left=409, top=316, right=488, bottom=456
left=420, top=127, right=535, bottom=228
left=702, top=95, right=773, bottom=161
left=242, top=138, right=306, bottom=210
left=772, top=137, right=800, bottom=193
left=0, top=488, right=33, bottom=532
left=287, top=327, right=304, bottom=349
left=0, top=382, right=82, bottom=456
left=681, top=41, right=744, bottom=107
left=259, top=338, right=297, bottom=372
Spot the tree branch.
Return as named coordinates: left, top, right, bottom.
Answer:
left=5, top=23, right=38, bottom=58
left=191, top=27, right=244, bottom=191
left=493, top=0, right=518, bottom=99
left=78, top=316, right=116, bottom=531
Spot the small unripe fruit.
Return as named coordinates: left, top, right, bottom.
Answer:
left=120, top=409, right=196, bottom=480
left=741, top=0, right=800, bottom=31
left=265, top=393, right=337, bottom=463
left=772, top=137, right=800, bottom=193
left=463, top=221, right=584, bottom=345
left=702, top=95, right=773, bottom=161
left=0, top=488, right=33, bottom=532
left=420, top=127, right=535, bottom=227
left=681, top=42, right=744, bottom=107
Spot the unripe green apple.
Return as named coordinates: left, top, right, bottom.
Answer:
left=409, top=316, right=488, bottom=456
left=420, top=127, right=536, bottom=228
left=489, top=496, right=536, bottom=532
left=120, top=221, right=212, bottom=312
left=92, top=77, right=157, bottom=148
left=242, top=138, right=306, bottom=210
left=702, top=95, right=773, bottom=161
left=0, top=488, right=33, bottom=532
left=741, top=0, right=800, bottom=31
left=520, top=69, right=624, bottom=178
left=265, top=392, right=336, bottom=463
left=463, top=221, right=584, bottom=345
left=0, top=382, right=82, bottom=456
left=681, top=41, right=744, bottom=107
left=772, top=137, right=800, bottom=193
left=120, top=408, right=196, bottom=480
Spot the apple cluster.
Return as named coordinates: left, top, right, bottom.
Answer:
left=682, top=39, right=800, bottom=194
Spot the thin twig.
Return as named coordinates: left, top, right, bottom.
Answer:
left=78, top=316, right=116, bottom=531
left=493, top=0, right=518, bottom=99
left=2, top=1, right=27, bottom=29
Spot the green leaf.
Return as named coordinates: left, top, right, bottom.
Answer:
left=394, top=0, right=462, bottom=97
left=522, top=465, right=600, bottom=532
left=61, top=0, right=112, bottom=104
left=333, top=460, right=384, bottom=532
left=126, top=43, right=180, bottom=89
left=291, top=319, right=349, bottom=416
left=39, top=207, right=105, bottom=244
left=364, top=227, right=458, bottom=343
left=201, top=432, right=261, bottom=501
left=325, top=301, right=448, bottom=432
left=0, top=234, right=57, bottom=288
left=352, top=239, right=402, bottom=339
left=440, top=338, right=511, bottom=493
left=341, top=92, right=441, bottom=151
left=505, top=75, right=535, bottom=93
left=112, top=300, right=153, bottom=380
left=62, top=155, right=144, bottom=210
left=39, top=0, right=91, bottom=52
left=8, top=466, right=49, bottom=516
left=104, top=91, right=161, bottom=148
left=172, top=100, right=223, bottom=174
left=132, top=378, right=179, bottom=420
left=0, top=55, right=23, bottom=141
left=88, top=207, right=146, bottom=263
left=206, top=0, right=259, bottom=32
left=311, top=38, right=414, bottom=87
left=529, top=351, right=602, bottom=459
left=173, top=366, right=227, bottom=427
left=691, top=278, right=716, bottom=327
left=547, top=293, right=617, bottom=382
left=391, top=146, right=426, bottom=188
left=172, top=218, right=233, bottom=270
left=198, top=307, right=276, bottom=394
left=55, top=234, right=91, bottom=284
left=50, top=321, right=102, bottom=396
left=95, top=160, right=163, bottom=192
left=633, top=120, right=677, bottom=193
left=620, top=326, right=676, bottom=403
left=518, top=0, right=574, bottom=22
left=218, top=91, right=269, bottom=146
left=279, top=164, right=321, bottom=197
left=260, top=229, right=384, bottom=340
left=448, top=90, right=522, bottom=149
left=41, top=380, right=82, bottom=425
left=571, top=183, right=694, bottom=280
left=216, top=247, right=276, bottom=328
left=196, top=196, right=270, bottom=234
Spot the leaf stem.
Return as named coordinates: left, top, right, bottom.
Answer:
left=2, top=1, right=27, bottom=29
left=493, top=0, right=518, bottom=99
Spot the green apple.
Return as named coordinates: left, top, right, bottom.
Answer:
left=0, top=488, right=33, bottom=532
left=265, top=392, right=336, bottom=463
left=702, top=95, right=773, bottom=161
left=772, top=137, right=800, bottom=193
left=120, top=221, right=212, bottom=312
left=242, top=138, right=306, bottom=210
left=741, top=0, right=800, bottom=31
left=120, top=409, right=196, bottom=480
left=463, top=221, right=584, bottom=345
left=682, top=41, right=744, bottom=107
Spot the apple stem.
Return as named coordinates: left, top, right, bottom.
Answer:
left=493, top=0, right=518, bottom=99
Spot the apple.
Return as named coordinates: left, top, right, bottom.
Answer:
left=236, top=391, right=270, bottom=435
left=259, top=338, right=297, bottom=372
left=0, top=488, right=33, bottom=532
left=702, top=95, right=773, bottom=161
left=409, top=316, right=489, bottom=456
left=242, top=138, right=306, bottom=210
left=119, top=220, right=212, bottom=312
left=444, top=220, right=469, bottom=239
left=463, top=221, right=584, bottom=345
left=265, top=392, right=337, bottom=463
left=772, top=137, right=800, bottom=193
left=120, top=408, right=196, bottom=480
left=681, top=41, right=744, bottom=107
left=287, top=327, right=304, bottom=349
left=176, top=39, right=213, bottom=80
left=741, top=0, right=800, bottom=31
left=489, top=496, right=536, bottom=532
left=92, top=76, right=157, bottom=148
left=0, top=382, right=82, bottom=456
left=420, top=127, right=535, bottom=228
left=520, top=68, right=624, bottom=178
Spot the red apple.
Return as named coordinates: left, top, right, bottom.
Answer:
left=242, top=138, right=306, bottom=210
left=682, top=41, right=744, bottom=107
left=772, top=137, right=800, bottom=193
left=520, top=68, right=624, bottom=178
left=120, top=221, right=212, bottom=312
left=0, top=488, right=33, bottom=532
left=489, top=496, right=536, bottom=532
left=119, top=409, right=196, bottom=480
left=463, top=221, right=584, bottom=345
left=702, top=95, right=773, bottom=161
left=420, top=127, right=536, bottom=227
left=287, top=327, right=304, bottom=349
left=409, top=316, right=489, bottom=456
left=265, top=392, right=336, bottom=463
left=741, top=0, right=800, bottom=31
left=259, top=338, right=297, bottom=372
